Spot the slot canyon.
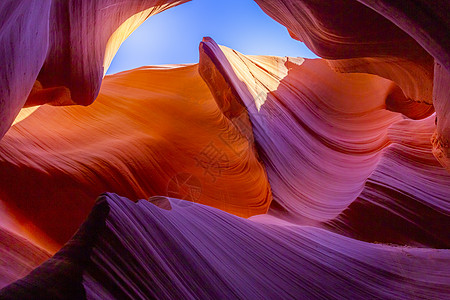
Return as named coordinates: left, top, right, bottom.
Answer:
left=0, top=0, right=449, bottom=299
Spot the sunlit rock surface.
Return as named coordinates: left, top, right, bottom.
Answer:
left=0, top=0, right=449, bottom=298
left=0, top=63, right=271, bottom=246
left=253, top=0, right=435, bottom=102
left=0, top=0, right=189, bottom=140
left=199, top=39, right=404, bottom=222
left=254, top=0, right=450, bottom=169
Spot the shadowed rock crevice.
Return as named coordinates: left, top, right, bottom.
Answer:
left=0, top=195, right=110, bottom=299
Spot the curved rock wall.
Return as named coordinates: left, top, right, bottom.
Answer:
left=0, top=0, right=449, bottom=298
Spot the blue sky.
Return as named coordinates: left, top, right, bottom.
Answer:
left=107, top=0, right=318, bottom=74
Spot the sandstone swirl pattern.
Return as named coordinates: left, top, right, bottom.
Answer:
left=0, top=63, right=271, bottom=245
left=0, top=0, right=449, bottom=299
left=3, top=194, right=449, bottom=299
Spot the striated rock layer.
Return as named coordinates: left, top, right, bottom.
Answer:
left=0, top=226, right=50, bottom=289
left=1, top=194, right=449, bottom=299
left=0, top=63, right=271, bottom=246
left=1, top=41, right=448, bottom=297
left=254, top=0, right=450, bottom=169
left=0, top=0, right=190, bottom=140
left=325, top=115, right=450, bottom=248
left=198, top=39, right=449, bottom=248
left=199, top=38, right=402, bottom=222
left=0, top=1, right=51, bottom=140
left=0, top=0, right=449, bottom=298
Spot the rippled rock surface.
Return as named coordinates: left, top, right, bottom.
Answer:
left=2, top=194, right=449, bottom=299
left=0, top=0, right=449, bottom=299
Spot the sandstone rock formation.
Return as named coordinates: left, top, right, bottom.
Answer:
left=0, top=0, right=189, bottom=139
left=0, top=0, right=449, bottom=299
left=254, top=0, right=450, bottom=170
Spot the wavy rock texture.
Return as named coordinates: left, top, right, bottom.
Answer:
left=199, top=39, right=403, bottom=222
left=326, top=115, right=450, bottom=248
left=198, top=40, right=449, bottom=249
left=328, top=57, right=435, bottom=119
left=36, top=0, right=190, bottom=106
left=254, top=0, right=450, bottom=168
left=0, top=0, right=189, bottom=140
left=1, top=194, right=449, bottom=299
left=0, top=226, right=50, bottom=289
left=0, top=1, right=51, bottom=140
left=0, top=0, right=449, bottom=299
left=0, top=63, right=271, bottom=247
left=357, top=0, right=450, bottom=71
left=432, top=62, right=450, bottom=170
left=253, top=0, right=435, bottom=101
